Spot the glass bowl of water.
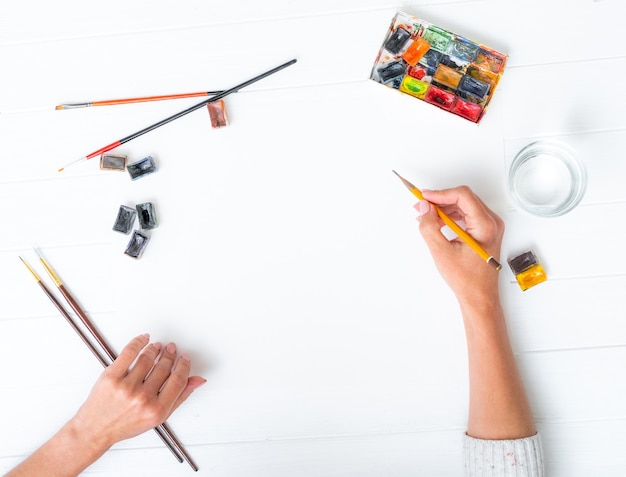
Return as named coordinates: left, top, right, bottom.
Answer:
left=508, top=140, right=587, bottom=217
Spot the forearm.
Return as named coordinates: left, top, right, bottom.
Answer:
left=460, top=296, right=536, bottom=440
left=5, top=418, right=109, bottom=477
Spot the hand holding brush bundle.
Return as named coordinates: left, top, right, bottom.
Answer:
left=10, top=254, right=204, bottom=475
left=5, top=335, right=206, bottom=477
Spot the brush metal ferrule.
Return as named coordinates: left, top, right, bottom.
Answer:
left=38, top=258, right=63, bottom=286
left=58, top=102, right=93, bottom=109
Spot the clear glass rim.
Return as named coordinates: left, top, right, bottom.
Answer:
left=508, top=140, right=587, bottom=217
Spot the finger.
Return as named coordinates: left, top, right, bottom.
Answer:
left=474, top=195, right=505, bottom=230
left=454, top=193, right=503, bottom=244
left=413, top=200, right=431, bottom=219
left=126, top=342, right=162, bottom=382
left=435, top=204, right=464, bottom=223
left=422, top=187, right=502, bottom=240
left=416, top=201, right=464, bottom=228
left=421, top=186, right=486, bottom=220
left=143, top=342, right=178, bottom=394
left=157, top=354, right=194, bottom=409
left=108, top=334, right=150, bottom=377
left=418, top=200, right=453, bottom=254
left=169, top=375, right=207, bottom=415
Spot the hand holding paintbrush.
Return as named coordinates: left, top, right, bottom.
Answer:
left=4, top=331, right=206, bottom=477
left=16, top=253, right=204, bottom=473
left=69, top=336, right=206, bottom=461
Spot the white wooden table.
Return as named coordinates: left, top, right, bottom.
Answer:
left=1, top=1, right=625, bottom=475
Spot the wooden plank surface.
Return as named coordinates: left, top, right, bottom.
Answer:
left=1, top=1, right=625, bottom=475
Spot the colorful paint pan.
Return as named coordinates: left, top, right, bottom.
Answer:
left=370, top=11, right=507, bottom=123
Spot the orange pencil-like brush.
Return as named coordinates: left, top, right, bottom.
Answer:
left=54, top=90, right=224, bottom=110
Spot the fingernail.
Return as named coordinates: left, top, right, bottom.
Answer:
left=152, top=342, right=163, bottom=351
left=140, top=333, right=150, bottom=340
left=181, top=353, right=190, bottom=362
left=166, top=342, right=177, bottom=354
left=418, top=200, right=430, bottom=215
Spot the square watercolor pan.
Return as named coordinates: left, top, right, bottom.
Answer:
left=370, top=11, right=507, bottom=123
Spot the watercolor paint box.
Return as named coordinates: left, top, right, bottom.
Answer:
left=370, top=11, right=507, bottom=123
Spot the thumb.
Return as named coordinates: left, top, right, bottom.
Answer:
left=417, top=201, right=449, bottom=251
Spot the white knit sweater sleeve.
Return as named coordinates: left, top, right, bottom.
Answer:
left=464, top=433, right=544, bottom=477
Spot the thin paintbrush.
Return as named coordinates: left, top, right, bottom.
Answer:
left=22, top=253, right=199, bottom=470
left=58, top=58, right=297, bottom=172
left=19, top=256, right=185, bottom=465
left=35, top=249, right=117, bottom=362
left=19, top=256, right=109, bottom=368
left=392, top=170, right=502, bottom=271
left=0, top=90, right=225, bottom=115
left=55, top=89, right=225, bottom=110
left=32, top=250, right=199, bottom=471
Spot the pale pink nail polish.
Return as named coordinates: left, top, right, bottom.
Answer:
left=166, top=342, right=177, bottom=354
left=419, top=200, right=430, bottom=215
